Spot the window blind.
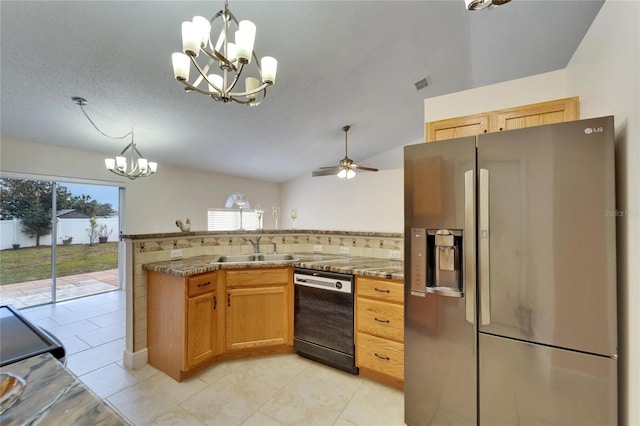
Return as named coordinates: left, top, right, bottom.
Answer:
left=207, top=209, right=261, bottom=231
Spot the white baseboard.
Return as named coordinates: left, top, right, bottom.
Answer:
left=123, top=348, right=148, bottom=370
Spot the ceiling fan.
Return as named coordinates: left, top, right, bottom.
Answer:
left=312, top=125, right=379, bottom=179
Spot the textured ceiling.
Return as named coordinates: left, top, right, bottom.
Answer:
left=0, top=1, right=604, bottom=183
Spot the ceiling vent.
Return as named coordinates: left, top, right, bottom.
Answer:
left=414, top=76, right=431, bottom=91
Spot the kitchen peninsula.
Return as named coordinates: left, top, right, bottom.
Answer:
left=121, top=230, right=404, bottom=387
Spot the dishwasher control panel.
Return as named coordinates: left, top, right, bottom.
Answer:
left=293, top=268, right=353, bottom=294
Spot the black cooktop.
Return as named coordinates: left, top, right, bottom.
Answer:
left=0, top=305, right=65, bottom=367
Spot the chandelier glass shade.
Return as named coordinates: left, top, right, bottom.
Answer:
left=104, top=134, right=158, bottom=180
left=171, top=0, right=278, bottom=106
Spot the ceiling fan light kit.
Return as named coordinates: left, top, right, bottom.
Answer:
left=465, top=0, right=511, bottom=10
left=312, top=125, right=379, bottom=179
left=72, top=97, right=157, bottom=180
left=171, top=0, right=278, bottom=106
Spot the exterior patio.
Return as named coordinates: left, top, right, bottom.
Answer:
left=0, top=269, right=119, bottom=309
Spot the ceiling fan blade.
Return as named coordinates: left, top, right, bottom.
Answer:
left=312, top=167, right=342, bottom=177
left=353, top=164, right=379, bottom=172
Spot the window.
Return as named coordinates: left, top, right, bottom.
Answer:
left=207, top=209, right=261, bottom=231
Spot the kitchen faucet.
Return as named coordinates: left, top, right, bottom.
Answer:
left=268, top=241, right=277, bottom=254
left=242, top=236, right=262, bottom=253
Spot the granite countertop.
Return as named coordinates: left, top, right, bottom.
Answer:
left=122, top=229, right=403, bottom=241
left=0, top=353, right=128, bottom=425
left=143, top=253, right=404, bottom=281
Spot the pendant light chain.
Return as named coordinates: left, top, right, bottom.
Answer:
left=73, top=97, right=131, bottom=140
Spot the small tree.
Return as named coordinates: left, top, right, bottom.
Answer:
left=0, top=179, right=62, bottom=247
left=20, top=204, right=51, bottom=247
left=86, top=216, right=99, bottom=246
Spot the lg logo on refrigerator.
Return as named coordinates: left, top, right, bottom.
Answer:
left=584, top=127, right=604, bottom=134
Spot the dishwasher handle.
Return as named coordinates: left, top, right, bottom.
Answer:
left=294, top=273, right=353, bottom=294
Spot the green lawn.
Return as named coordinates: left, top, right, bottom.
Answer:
left=0, top=243, right=118, bottom=285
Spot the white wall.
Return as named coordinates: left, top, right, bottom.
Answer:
left=0, top=138, right=281, bottom=234
left=281, top=168, right=404, bottom=232
left=122, top=162, right=280, bottom=233
left=565, top=2, right=640, bottom=425
left=424, top=69, right=568, bottom=122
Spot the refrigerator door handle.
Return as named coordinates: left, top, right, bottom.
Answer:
left=464, top=170, right=475, bottom=324
left=479, top=168, right=491, bottom=325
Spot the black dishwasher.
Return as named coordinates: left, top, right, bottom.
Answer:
left=293, top=268, right=358, bottom=374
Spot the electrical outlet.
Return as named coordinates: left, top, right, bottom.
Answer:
left=340, top=246, right=350, bottom=254
left=170, top=249, right=183, bottom=259
left=389, top=249, right=402, bottom=259
left=152, top=226, right=160, bottom=233
left=314, top=245, right=323, bottom=252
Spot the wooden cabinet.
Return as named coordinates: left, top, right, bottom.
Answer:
left=425, top=112, right=490, bottom=143
left=425, top=97, right=579, bottom=142
left=186, top=274, right=218, bottom=368
left=355, top=276, right=404, bottom=388
left=147, top=270, right=220, bottom=381
left=224, top=268, right=292, bottom=351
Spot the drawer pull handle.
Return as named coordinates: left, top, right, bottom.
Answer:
left=374, top=353, right=390, bottom=361
left=227, top=294, right=231, bottom=307
left=374, top=288, right=390, bottom=293
left=213, top=295, right=217, bottom=310
left=197, top=281, right=211, bottom=288
left=374, top=317, right=390, bottom=323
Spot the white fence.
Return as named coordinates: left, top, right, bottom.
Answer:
left=0, top=217, right=119, bottom=250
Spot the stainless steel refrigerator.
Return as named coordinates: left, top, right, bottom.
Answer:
left=404, top=116, right=618, bottom=426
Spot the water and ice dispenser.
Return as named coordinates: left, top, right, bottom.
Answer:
left=411, top=228, right=464, bottom=297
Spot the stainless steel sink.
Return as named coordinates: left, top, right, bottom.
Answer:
left=216, top=254, right=298, bottom=263
left=257, top=254, right=298, bottom=261
left=217, top=254, right=257, bottom=262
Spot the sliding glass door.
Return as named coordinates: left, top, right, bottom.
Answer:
left=0, top=178, right=121, bottom=308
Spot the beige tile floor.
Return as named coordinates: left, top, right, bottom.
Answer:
left=20, top=290, right=405, bottom=426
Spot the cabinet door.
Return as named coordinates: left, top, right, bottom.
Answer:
left=226, top=286, right=288, bottom=351
left=494, top=97, right=579, bottom=131
left=186, top=291, right=217, bottom=368
left=356, top=332, right=404, bottom=380
left=357, top=277, right=404, bottom=304
left=425, top=113, right=489, bottom=142
left=357, top=298, right=404, bottom=342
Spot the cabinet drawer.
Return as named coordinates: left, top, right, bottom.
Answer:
left=357, top=277, right=403, bottom=303
left=357, top=298, right=404, bottom=342
left=226, top=268, right=289, bottom=288
left=188, top=273, right=217, bottom=297
left=356, top=332, right=404, bottom=380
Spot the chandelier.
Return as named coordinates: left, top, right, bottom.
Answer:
left=72, top=97, right=157, bottom=180
left=171, top=0, right=278, bottom=106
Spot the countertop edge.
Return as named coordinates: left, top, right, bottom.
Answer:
left=143, top=254, right=404, bottom=281
left=121, top=229, right=403, bottom=241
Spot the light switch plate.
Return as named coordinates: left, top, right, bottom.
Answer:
left=389, top=249, right=402, bottom=259
left=340, top=246, right=350, bottom=254
left=314, top=245, right=323, bottom=252
left=170, top=249, right=183, bottom=259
